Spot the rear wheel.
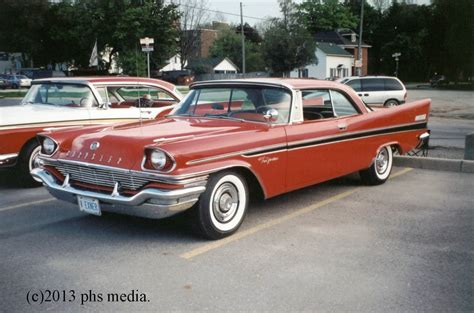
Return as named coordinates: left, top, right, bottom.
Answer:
left=384, top=99, right=399, bottom=107
left=16, top=140, right=42, bottom=187
left=360, top=146, right=393, bottom=185
left=191, top=171, right=248, bottom=240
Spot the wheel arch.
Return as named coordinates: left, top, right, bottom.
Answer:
left=19, top=136, right=41, bottom=158
left=212, top=166, right=266, bottom=202
left=384, top=98, right=400, bottom=106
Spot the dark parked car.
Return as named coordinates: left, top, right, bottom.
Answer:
left=160, top=70, right=194, bottom=85
left=430, top=75, right=449, bottom=87
left=0, top=75, right=11, bottom=89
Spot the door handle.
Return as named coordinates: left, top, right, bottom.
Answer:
left=358, top=93, right=363, bottom=97
left=338, top=123, right=347, bottom=131
left=364, top=93, right=369, bottom=96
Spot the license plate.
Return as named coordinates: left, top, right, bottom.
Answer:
left=78, top=196, right=101, bottom=216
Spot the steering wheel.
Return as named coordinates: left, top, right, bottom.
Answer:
left=304, top=111, right=324, bottom=120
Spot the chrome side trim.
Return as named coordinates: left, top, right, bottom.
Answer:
left=186, top=143, right=287, bottom=165
left=289, top=121, right=426, bottom=148
left=0, top=153, right=18, bottom=161
left=186, top=121, right=427, bottom=165
left=0, top=153, right=19, bottom=167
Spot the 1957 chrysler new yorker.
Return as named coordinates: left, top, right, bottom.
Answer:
left=32, top=79, right=431, bottom=239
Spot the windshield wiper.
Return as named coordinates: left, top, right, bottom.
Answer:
left=202, top=114, right=245, bottom=122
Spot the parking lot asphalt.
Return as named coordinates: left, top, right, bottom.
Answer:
left=0, top=168, right=472, bottom=312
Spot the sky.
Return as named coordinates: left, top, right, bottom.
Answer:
left=206, top=0, right=295, bottom=24
left=204, top=0, right=432, bottom=25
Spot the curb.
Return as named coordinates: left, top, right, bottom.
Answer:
left=394, top=155, right=474, bottom=173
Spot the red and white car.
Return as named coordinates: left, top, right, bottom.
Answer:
left=32, top=78, right=430, bottom=239
left=0, top=76, right=182, bottom=185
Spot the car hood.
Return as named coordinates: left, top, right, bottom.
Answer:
left=55, top=117, right=272, bottom=170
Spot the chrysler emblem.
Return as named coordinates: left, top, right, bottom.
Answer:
left=90, top=142, right=100, bottom=151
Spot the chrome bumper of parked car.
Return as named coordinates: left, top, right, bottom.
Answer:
left=0, top=153, right=18, bottom=167
left=31, top=168, right=206, bottom=219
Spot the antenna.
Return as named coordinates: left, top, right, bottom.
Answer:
left=135, top=44, right=143, bottom=131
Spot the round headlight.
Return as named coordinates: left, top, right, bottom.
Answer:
left=43, top=138, right=56, bottom=155
left=150, top=150, right=167, bottom=170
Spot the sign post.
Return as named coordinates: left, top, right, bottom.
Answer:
left=392, top=52, right=401, bottom=77
left=140, top=37, right=154, bottom=78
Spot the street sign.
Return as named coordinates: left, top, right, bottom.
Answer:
left=392, top=52, right=401, bottom=58
left=355, top=60, right=362, bottom=67
left=140, top=37, right=154, bottom=52
left=139, top=37, right=154, bottom=78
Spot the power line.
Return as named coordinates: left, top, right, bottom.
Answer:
left=177, top=3, right=272, bottom=21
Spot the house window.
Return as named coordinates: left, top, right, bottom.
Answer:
left=298, top=68, right=309, bottom=78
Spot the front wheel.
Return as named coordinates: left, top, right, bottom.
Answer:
left=359, top=145, right=393, bottom=185
left=192, top=171, right=248, bottom=240
left=17, top=141, right=42, bottom=187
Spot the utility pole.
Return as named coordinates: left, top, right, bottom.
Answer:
left=357, top=0, right=365, bottom=76
left=240, top=2, right=246, bottom=74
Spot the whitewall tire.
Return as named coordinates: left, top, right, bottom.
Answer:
left=192, top=171, right=248, bottom=239
left=360, top=146, right=393, bottom=185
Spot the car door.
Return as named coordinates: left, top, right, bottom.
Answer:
left=285, top=89, right=365, bottom=192
left=360, top=78, right=386, bottom=105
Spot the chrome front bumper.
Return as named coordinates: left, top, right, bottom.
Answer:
left=31, top=168, right=206, bottom=219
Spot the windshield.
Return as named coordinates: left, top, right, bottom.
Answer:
left=22, top=83, right=98, bottom=107
left=170, top=86, right=292, bottom=124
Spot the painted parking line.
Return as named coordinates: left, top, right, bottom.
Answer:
left=0, top=198, right=55, bottom=213
left=180, top=167, right=414, bottom=260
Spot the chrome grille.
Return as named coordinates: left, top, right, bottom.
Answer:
left=54, top=162, right=147, bottom=190
left=41, top=158, right=208, bottom=191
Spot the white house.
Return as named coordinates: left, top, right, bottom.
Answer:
left=160, top=54, right=185, bottom=72
left=212, top=57, right=238, bottom=73
left=290, top=42, right=354, bottom=79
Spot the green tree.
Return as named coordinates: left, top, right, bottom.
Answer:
left=262, top=0, right=317, bottom=76
left=370, top=3, right=433, bottom=81
left=209, top=28, right=265, bottom=72
left=0, top=0, right=50, bottom=67
left=430, top=0, right=473, bottom=82
left=298, top=0, right=358, bottom=33
left=0, top=0, right=180, bottom=74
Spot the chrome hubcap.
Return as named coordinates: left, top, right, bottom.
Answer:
left=375, top=148, right=389, bottom=174
left=29, top=146, right=42, bottom=182
left=212, top=182, right=239, bottom=223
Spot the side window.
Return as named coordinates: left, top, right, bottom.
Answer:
left=301, top=89, right=334, bottom=120
left=113, top=85, right=177, bottom=107
left=346, top=79, right=362, bottom=92
left=362, top=78, right=384, bottom=92
left=331, top=90, right=359, bottom=116
left=384, top=78, right=403, bottom=91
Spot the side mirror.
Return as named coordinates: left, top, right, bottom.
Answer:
left=263, top=108, right=279, bottom=122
